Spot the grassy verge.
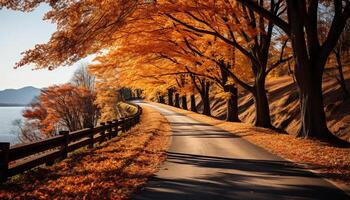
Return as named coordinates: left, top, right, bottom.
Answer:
left=152, top=102, right=350, bottom=187
left=0, top=106, right=171, bottom=199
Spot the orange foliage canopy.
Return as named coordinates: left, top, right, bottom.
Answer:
left=87, top=0, right=260, bottom=99
left=2, top=0, right=139, bottom=69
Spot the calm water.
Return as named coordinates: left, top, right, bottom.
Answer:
left=0, top=107, right=24, bottom=144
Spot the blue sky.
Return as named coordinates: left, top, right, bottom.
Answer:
left=0, top=5, right=87, bottom=90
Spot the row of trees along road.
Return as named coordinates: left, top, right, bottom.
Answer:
left=2, top=0, right=350, bottom=145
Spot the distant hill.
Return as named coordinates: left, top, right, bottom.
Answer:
left=0, top=86, right=41, bottom=106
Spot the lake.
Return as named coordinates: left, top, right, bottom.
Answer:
left=0, top=106, right=24, bottom=145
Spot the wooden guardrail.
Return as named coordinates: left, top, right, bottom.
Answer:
left=0, top=103, right=143, bottom=182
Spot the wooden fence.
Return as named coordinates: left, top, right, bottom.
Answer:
left=0, top=103, right=143, bottom=182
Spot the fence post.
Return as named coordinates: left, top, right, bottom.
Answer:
left=124, top=118, right=128, bottom=131
left=126, top=117, right=130, bottom=131
left=132, top=117, right=136, bottom=126
left=113, top=119, right=118, bottom=137
left=128, top=117, right=132, bottom=129
left=130, top=117, right=134, bottom=126
left=88, top=127, right=94, bottom=149
left=129, top=117, right=133, bottom=128
left=107, top=121, right=113, bottom=139
left=100, top=122, right=106, bottom=143
left=0, top=142, right=10, bottom=183
left=59, top=131, right=69, bottom=159
left=115, top=119, right=121, bottom=134
left=136, top=107, right=141, bottom=123
left=120, top=118, right=125, bottom=133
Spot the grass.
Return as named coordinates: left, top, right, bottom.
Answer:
left=0, top=106, right=171, bottom=200
left=152, top=102, right=350, bottom=187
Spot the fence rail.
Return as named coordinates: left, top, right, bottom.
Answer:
left=0, top=103, right=142, bottom=182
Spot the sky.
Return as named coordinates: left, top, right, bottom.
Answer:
left=0, top=5, right=89, bottom=90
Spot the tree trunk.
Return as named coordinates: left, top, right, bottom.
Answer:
left=190, top=94, right=197, bottom=112
left=285, top=1, right=340, bottom=141
left=158, top=95, right=165, bottom=104
left=181, top=95, right=188, bottom=110
left=335, top=52, right=349, bottom=99
left=201, top=94, right=211, bottom=116
left=201, top=82, right=211, bottom=116
left=174, top=93, right=180, bottom=108
left=167, top=89, right=174, bottom=106
left=294, top=60, right=339, bottom=140
left=225, top=85, right=240, bottom=122
left=136, top=89, right=141, bottom=99
left=219, top=62, right=240, bottom=122
left=296, top=71, right=332, bottom=139
left=253, top=74, right=272, bottom=128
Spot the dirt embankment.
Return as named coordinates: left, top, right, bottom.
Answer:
left=0, top=106, right=171, bottom=200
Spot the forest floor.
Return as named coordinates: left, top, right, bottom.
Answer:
left=0, top=106, right=171, bottom=200
left=152, top=102, right=350, bottom=190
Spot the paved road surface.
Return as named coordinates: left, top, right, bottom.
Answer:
left=133, top=102, right=349, bottom=200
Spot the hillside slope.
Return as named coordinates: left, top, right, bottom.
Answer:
left=192, top=70, right=350, bottom=142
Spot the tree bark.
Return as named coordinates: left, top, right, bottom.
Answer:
left=190, top=94, right=197, bottom=112
left=190, top=75, right=211, bottom=116
left=167, top=89, right=174, bottom=106
left=201, top=82, right=211, bottom=116
left=295, top=64, right=335, bottom=139
left=230, top=0, right=349, bottom=143
left=225, top=85, right=240, bottom=122
left=287, top=1, right=339, bottom=141
left=181, top=95, right=188, bottom=110
left=219, top=62, right=240, bottom=122
left=158, top=95, right=165, bottom=104
left=174, top=93, right=180, bottom=108
left=253, top=74, right=272, bottom=127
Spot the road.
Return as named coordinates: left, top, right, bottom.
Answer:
left=133, top=102, right=349, bottom=200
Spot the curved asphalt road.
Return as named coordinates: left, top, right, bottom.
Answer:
left=133, top=102, right=349, bottom=200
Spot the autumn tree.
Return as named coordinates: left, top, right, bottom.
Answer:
left=231, top=0, right=350, bottom=142
left=2, top=0, right=139, bottom=69
left=158, top=0, right=291, bottom=127
left=8, top=0, right=350, bottom=143
left=16, top=97, right=49, bottom=142
left=84, top=1, right=280, bottom=122
left=7, top=1, right=245, bottom=123
left=23, top=84, right=100, bottom=136
left=12, top=118, right=43, bottom=143
left=87, top=9, right=219, bottom=115
left=94, top=84, right=124, bottom=122
left=71, top=63, right=96, bottom=91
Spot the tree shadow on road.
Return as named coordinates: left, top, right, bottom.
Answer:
left=134, top=152, right=350, bottom=200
